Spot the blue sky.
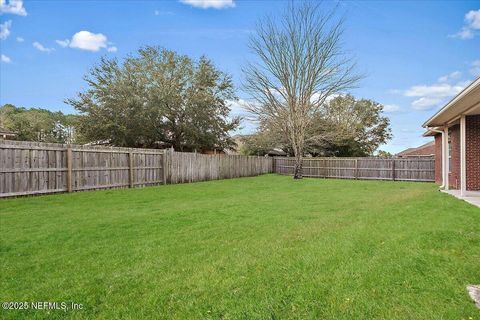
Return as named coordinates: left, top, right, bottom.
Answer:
left=1, top=0, right=479, bottom=153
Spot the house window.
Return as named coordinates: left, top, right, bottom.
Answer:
left=448, top=130, right=452, bottom=173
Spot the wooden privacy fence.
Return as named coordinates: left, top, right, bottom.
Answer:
left=0, top=140, right=435, bottom=198
left=0, top=140, right=273, bottom=198
left=0, top=140, right=166, bottom=197
left=166, top=151, right=273, bottom=184
left=273, top=157, right=435, bottom=182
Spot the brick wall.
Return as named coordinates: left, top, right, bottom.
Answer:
left=434, top=134, right=442, bottom=184
left=466, top=115, right=480, bottom=191
left=448, top=124, right=460, bottom=189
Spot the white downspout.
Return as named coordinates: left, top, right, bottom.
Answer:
left=427, top=127, right=446, bottom=189
left=460, top=115, right=466, bottom=196
left=444, top=126, right=449, bottom=190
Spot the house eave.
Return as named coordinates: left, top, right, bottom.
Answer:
left=422, top=77, right=480, bottom=128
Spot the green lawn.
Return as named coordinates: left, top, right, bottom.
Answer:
left=1, top=175, right=479, bottom=319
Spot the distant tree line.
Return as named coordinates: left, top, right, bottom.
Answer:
left=0, top=104, right=79, bottom=143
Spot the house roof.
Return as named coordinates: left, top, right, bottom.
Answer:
left=396, top=141, right=435, bottom=157
left=0, top=127, right=16, bottom=135
left=268, top=148, right=287, bottom=156
left=423, top=77, right=480, bottom=131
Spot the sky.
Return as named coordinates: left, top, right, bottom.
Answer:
left=0, top=0, right=479, bottom=154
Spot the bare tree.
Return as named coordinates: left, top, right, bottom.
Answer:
left=244, top=2, right=361, bottom=179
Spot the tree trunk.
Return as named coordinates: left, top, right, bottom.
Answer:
left=293, top=151, right=303, bottom=179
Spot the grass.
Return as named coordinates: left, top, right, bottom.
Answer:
left=1, top=174, right=479, bottom=319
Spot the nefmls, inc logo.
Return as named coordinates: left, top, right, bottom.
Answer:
left=31, top=302, right=66, bottom=310
left=30, top=301, right=83, bottom=311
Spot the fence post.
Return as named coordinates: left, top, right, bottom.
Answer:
left=128, top=152, right=134, bottom=188
left=272, top=157, right=276, bottom=173
left=67, top=145, right=72, bottom=192
left=323, top=159, right=326, bottom=178
left=392, top=159, right=396, bottom=181
left=354, top=159, right=358, bottom=180
left=162, top=150, right=167, bottom=184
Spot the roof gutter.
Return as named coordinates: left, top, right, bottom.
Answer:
left=422, top=77, right=480, bottom=128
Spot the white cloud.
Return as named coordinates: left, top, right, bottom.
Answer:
left=179, top=0, right=235, bottom=9
left=56, top=31, right=115, bottom=52
left=404, top=80, right=469, bottom=110
left=227, top=98, right=263, bottom=122
left=1, top=53, right=11, bottom=63
left=0, top=19, right=11, bottom=40
left=451, top=27, right=474, bottom=39
left=33, top=41, right=55, bottom=53
left=438, top=71, right=462, bottom=83
left=56, top=39, right=70, bottom=47
left=466, top=9, right=480, bottom=29
left=307, top=92, right=340, bottom=104
left=405, top=82, right=466, bottom=98
left=0, top=0, right=27, bottom=16
left=470, top=60, right=480, bottom=77
left=411, top=97, right=443, bottom=110
left=383, top=104, right=401, bottom=113
left=68, top=31, right=109, bottom=51
left=451, top=9, right=480, bottom=39
left=16, top=36, right=23, bottom=42
left=228, top=98, right=249, bottom=115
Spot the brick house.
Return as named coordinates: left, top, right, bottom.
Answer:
left=423, top=77, right=480, bottom=196
left=396, top=141, right=435, bottom=158
left=0, top=127, right=17, bottom=140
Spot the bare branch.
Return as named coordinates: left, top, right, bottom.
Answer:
left=243, top=1, right=361, bottom=178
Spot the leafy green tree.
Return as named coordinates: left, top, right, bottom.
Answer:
left=240, top=119, right=292, bottom=156
left=0, top=104, right=78, bottom=143
left=67, top=46, right=240, bottom=150
left=376, top=150, right=393, bottom=158
left=242, top=95, right=392, bottom=157
left=314, top=95, right=392, bottom=156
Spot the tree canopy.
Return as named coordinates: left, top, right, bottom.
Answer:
left=0, top=104, right=78, bottom=143
left=241, top=95, right=392, bottom=157
left=67, top=46, right=240, bottom=151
